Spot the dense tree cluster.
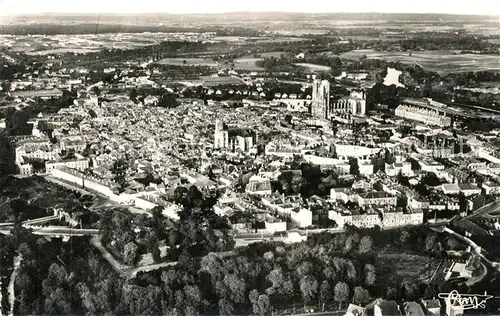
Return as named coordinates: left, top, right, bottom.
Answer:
left=0, top=176, right=94, bottom=223
left=273, top=162, right=339, bottom=198
left=1, top=92, right=75, bottom=135
left=98, top=201, right=232, bottom=265
left=0, top=234, right=15, bottom=313
left=0, top=210, right=472, bottom=316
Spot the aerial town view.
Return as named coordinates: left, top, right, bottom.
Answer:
left=0, top=1, right=499, bottom=315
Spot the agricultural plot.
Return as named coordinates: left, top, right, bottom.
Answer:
left=340, top=49, right=500, bottom=73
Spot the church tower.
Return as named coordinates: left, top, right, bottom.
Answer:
left=311, top=79, right=330, bottom=119
left=214, top=119, right=229, bottom=149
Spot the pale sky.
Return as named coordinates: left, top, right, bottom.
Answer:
left=0, top=0, right=499, bottom=16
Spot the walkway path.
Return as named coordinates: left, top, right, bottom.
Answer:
left=90, top=237, right=132, bottom=277
left=90, top=236, right=180, bottom=280
left=7, top=256, right=21, bottom=316
left=128, top=261, right=178, bottom=279
left=466, top=262, right=488, bottom=287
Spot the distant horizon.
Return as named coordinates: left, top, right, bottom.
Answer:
left=2, top=11, right=499, bottom=17
left=0, top=0, right=499, bottom=17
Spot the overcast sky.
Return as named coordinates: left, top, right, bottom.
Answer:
left=0, top=0, right=499, bottom=16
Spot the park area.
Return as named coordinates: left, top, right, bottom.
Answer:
left=374, top=251, right=442, bottom=288
left=340, top=49, right=500, bottom=73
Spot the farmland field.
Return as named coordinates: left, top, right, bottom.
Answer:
left=157, top=57, right=219, bottom=67
left=340, top=49, right=500, bottom=73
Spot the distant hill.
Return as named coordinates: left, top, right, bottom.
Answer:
left=1, top=12, right=497, bottom=24
left=0, top=12, right=497, bottom=35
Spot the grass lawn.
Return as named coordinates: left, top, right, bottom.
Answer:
left=374, top=250, right=441, bottom=289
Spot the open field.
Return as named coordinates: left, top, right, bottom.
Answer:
left=232, top=58, right=264, bottom=70
left=157, top=57, right=219, bottom=67
left=295, top=63, right=331, bottom=72
left=375, top=251, right=442, bottom=288
left=232, top=52, right=288, bottom=71
left=201, top=76, right=246, bottom=87
left=157, top=56, right=265, bottom=71
left=26, top=48, right=100, bottom=55
left=212, top=36, right=306, bottom=44
left=340, top=49, right=500, bottom=73
left=0, top=33, right=211, bottom=54
left=250, top=51, right=288, bottom=58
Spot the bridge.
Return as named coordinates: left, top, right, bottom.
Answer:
left=29, top=226, right=99, bottom=237
left=22, top=215, right=61, bottom=226
left=0, top=225, right=99, bottom=238
left=0, top=215, right=60, bottom=228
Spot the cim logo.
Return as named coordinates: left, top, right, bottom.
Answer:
left=438, top=290, right=493, bottom=310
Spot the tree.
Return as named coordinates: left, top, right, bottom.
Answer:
left=300, top=275, right=319, bottom=307
left=358, top=236, right=373, bottom=254
left=319, top=281, right=332, bottom=311
left=334, top=282, right=350, bottom=310
left=249, top=289, right=259, bottom=305
left=151, top=239, right=161, bottom=263
left=344, top=260, right=357, bottom=283
left=223, top=274, right=246, bottom=304
left=91, top=86, right=101, bottom=96
left=295, top=261, right=314, bottom=279
left=44, top=288, right=72, bottom=315
left=255, top=294, right=271, bottom=316
left=173, top=186, right=189, bottom=207
left=398, top=124, right=412, bottom=137
left=42, top=263, right=69, bottom=297
left=446, top=237, right=460, bottom=251
left=323, top=266, right=337, bottom=283
left=111, top=158, right=127, bottom=193
left=386, top=287, right=398, bottom=300
left=187, top=185, right=204, bottom=209
left=402, top=280, right=419, bottom=301
left=458, top=192, right=468, bottom=214
left=424, top=284, right=437, bottom=300
left=425, top=234, right=437, bottom=253
left=353, top=286, right=371, bottom=305
left=129, top=88, right=138, bottom=102
left=348, top=158, right=359, bottom=176
left=266, top=267, right=285, bottom=292
left=218, top=298, right=234, bottom=316
left=123, top=242, right=139, bottom=265
left=364, top=264, right=376, bottom=287
left=158, top=92, right=178, bottom=108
